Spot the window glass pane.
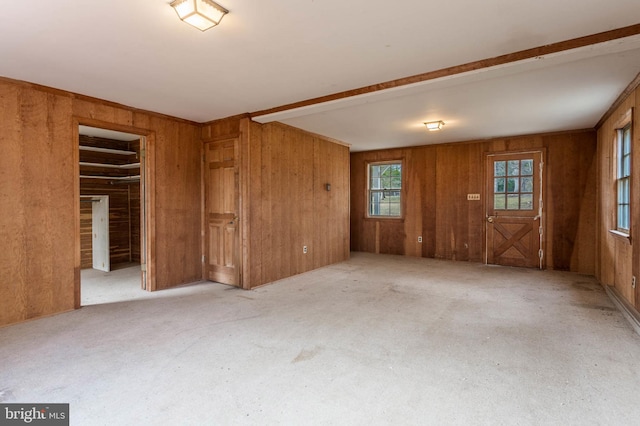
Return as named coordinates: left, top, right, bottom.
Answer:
left=507, top=160, right=519, bottom=176
left=521, top=159, right=533, bottom=175
left=381, top=176, right=392, bottom=189
left=370, top=192, right=381, bottom=215
left=521, top=177, right=533, bottom=193
left=369, top=162, right=401, bottom=217
left=623, top=154, right=631, bottom=177
left=494, top=161, right=506, bottom=177
left=520, top=194, right=533, bottom=210
left=620, top=179, right=630, bottom=203
left=618, top=205, right=629, bottom=230
left=494, top=178, right=505, bottom=193
left=370, top=177, right=381, bottom=189
left=494, top=195, right=506, bottom=210
left=623, top=128, right=631, bottom=154
left=386, top=197, right=401, bottom=216
left=507, top=194, right=520, bottom=210
left=507, top=177, right=519, bottom=193
left=390, top=165, right=402, bottom=189
left=372, top=191, right=401, bottom=216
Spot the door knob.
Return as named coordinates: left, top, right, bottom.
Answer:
left=487, top=216, right=494, bottom=223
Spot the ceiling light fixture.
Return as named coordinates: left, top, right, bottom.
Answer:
left=170, top=0, right=229, bottom=31
left=424, top=121, right=445, bottom=131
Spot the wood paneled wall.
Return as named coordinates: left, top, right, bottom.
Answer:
left=202, top=118, right=351, bottom=289
left=247, top=122, right=350, bottom=287
left=596, top=86, right=640, bottom=311
left=0, top=77, right=201, bottom=326
left=351, top=130, right=597, bottom=274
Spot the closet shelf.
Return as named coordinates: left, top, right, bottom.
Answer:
left=80, top=162, right=140, bottom=169
left=79, top=145, right=137, bottom=155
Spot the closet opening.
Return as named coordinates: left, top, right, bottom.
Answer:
left=78, top=125, right=148, bottom=305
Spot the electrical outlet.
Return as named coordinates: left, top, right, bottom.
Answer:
left=633, top=276, right=636, bottom=289
left=418, top=236, right=423, bottom=243
left=303, top=246, right=308, bottom=254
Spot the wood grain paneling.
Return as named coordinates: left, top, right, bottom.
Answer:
left=0, top=77, right=201, bottom=326
left=0, top=83, right=76, bottom=325
left=201, top=114, right=248, bottom=140
left=351, top=130, right=596, bottom=274
left=237, top=120, right=350, bottom=288
left=596, top=86, right=639, bottom=310
left=146, top=118, right=201, bottom=290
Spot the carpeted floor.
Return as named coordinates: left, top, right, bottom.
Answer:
left=1, top=252, right=639, bottom=425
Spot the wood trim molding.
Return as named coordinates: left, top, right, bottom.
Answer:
left=605, top=285, right=640, bottom=336
left=599, top=79, right=640, bottom=129
left=0, top=76, right=201, bottom=126
left=200, top=113, right=251, bottom=127
left=270, top=122, right=352, bottom=148
left=251, top=24, right=640, bottom=119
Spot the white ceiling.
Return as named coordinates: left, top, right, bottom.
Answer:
left=2, top=1, right=640, bottom=151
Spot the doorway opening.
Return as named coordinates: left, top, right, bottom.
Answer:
left=78, top=125, right=147, bottom=305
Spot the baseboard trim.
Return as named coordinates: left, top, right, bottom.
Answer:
left=605, top=285, right=640, bottom=336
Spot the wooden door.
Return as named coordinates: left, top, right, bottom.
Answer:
left=205, top=139, right=240, bottom=286
left=486, top=151, right=544, bottom=268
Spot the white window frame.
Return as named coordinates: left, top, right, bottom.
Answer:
left=367, top=161, right=403, bottom=218
left=617, top=123, right=632, bottom=233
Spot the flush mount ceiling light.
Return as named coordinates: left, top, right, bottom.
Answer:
left=170, top=0, right=229, bottom=31
left=424, top=121, right=445, bottom=131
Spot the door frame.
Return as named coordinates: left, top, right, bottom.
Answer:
left=483, top=148, right=546, bottom=269
left=73, top=118, right=156, bottom=308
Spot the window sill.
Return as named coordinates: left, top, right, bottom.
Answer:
left=364, top=216, right=404, bottom=222
left=609, top=229, right=631, bottom=243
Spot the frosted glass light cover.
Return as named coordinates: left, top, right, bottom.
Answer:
left=171, top=0, right=228, bottom=31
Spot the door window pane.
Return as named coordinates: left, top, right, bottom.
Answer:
left=507, top=160, right=520, bottom=176
left=521, top=177, right=533, bottom=193
left=493, top=158, right=535, bottom=211
left=507, top=194, right=520, bottom=210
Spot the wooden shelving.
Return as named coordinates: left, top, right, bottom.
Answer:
left=79, top=146, right=136, bottom=155
left=79, top=143, right=140, bottom=181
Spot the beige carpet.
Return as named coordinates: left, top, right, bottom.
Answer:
left=1, top=253, right=639, bottom=425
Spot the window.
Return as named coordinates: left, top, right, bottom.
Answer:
left=368, top=162, right=402, bottom=217
left=616, top=123, right=632, bottom=233
left=493, top=158, right=535, bottom=211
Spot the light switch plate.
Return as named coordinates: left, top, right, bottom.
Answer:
left=467, top=194, right=481, bottom=201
